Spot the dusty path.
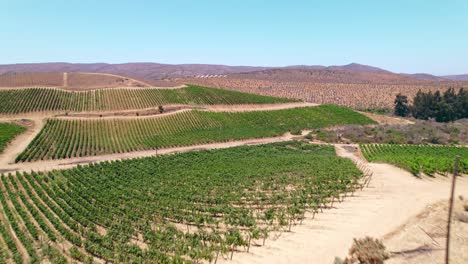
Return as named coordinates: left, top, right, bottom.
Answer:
left=53, top=102, right=318, bottom=120
left=0, top=117, right=44, bottom=169
left=63, top=72, right=68, bottom=87
left=202, top=102, right=318, bottom=112
left=0, top=101, right=316, bottom=120
left=359, top=111, right=414, bottom=125
left=218, top=145, right=468, bottom=264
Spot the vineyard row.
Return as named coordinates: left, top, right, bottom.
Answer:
left=0, top=85, right=293, bottom=114
left=360, top=144, right=467, bottom=175
left=17, top=105, right=375, bottom=162
left=0, top=142, right=369, bottom=263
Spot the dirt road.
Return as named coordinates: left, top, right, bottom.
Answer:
left=218, top=145, right=468, bottom=264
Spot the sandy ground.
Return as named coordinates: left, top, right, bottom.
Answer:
left=360, top=111, right=414, bottom=125
left=53, top=102, right=318, bottom=120
left=202, top=102, right=318, bottom=112
left=217, top=145, right=468, bottom=264
left=0, top=102, right=316, bottom=120
left=384, top=198, right=468, bottom=264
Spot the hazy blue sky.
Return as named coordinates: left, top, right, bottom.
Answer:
left=1, top=0, right=467, bottom=75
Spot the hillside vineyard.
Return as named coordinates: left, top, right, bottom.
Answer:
left=0, top=142, right=369, bottom=263
left=0, top=85, right=293, bottom=114
left=361, top=144, right=467, bottom=175
left=16, top=106, right=375, bottom=162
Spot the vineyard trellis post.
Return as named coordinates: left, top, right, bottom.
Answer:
left=445, top=155, right=460, bottom=264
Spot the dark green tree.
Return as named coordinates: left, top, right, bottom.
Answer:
left=410, top=88, right=468, bottom=122
left=393, top=93, right=411, bottom=117
left=412, top=90, right=434, bottom=120
left=454, top=88, right=468, bottom=119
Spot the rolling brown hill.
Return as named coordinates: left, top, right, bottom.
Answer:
left=0, top=62, right=271, bottom=83
left=0, top=72, right=152, bottom=90
left=185, top=68, right=468, bottom=110
left=227, top=68, right=421, bottom=84
left=1, top=63, right=466, bottom=106
left=443, top=74, right=468, bottom=81
left=1, top=62, right=458, bottom=82
left=0, top=72, right=64, bottom=88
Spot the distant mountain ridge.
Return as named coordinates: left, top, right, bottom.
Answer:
left=0, top=62, right=271, bottom=81
left=442, top=74, right=468, bottom=81
left=0, top=62, right=465, bottom=82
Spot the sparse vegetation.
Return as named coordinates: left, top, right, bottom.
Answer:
left=188, top=74, right=468, bottom=110
left=314, top=119, right=468, bottom=145
left=0, top=72, right=63, bottom=87
left=342, top=237, right=389, bottom=264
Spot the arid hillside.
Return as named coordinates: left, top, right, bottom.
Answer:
left=1, top=62, right=461, bottom=83
left=185, top=69, right=468, bottom=110
left=0, top=72, right=151, bottom=90
left=0, top=72, right=64, bottom=88
left=0, top=62, right=271, bottom=82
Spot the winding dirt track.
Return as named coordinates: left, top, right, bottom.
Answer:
left=219, top=145, right=468, bottom=264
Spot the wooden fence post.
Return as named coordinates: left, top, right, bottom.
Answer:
left=445, top=155, right=460, bottom=264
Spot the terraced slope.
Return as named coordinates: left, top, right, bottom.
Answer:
left=17, top=105, right=375, bottom=162
left=1, top=142, right=365, bottom=263
left=360, top=144, right=467, bottom=175
left=0, top=85, right=294, bottom=114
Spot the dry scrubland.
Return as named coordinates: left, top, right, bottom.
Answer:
left=0, top=72, right=64, bottom=88
left=185, top=69, right=468, bottom=110
left=65, top=72, right=150, bottom=90
left=0, top=72, right=149, bottom=90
